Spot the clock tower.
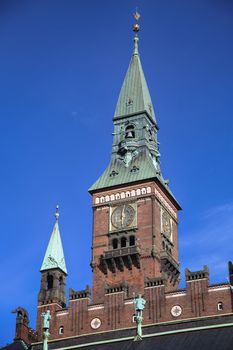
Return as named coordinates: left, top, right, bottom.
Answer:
left=89, top=21, right=181, bottom=304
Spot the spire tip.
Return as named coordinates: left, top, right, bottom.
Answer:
left=132, top=9, right=141, bottom=34
left=132, top=10, right=141, bottom=55
left=55, top=205, right=59, bottom=221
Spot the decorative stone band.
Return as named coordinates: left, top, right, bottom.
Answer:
left=94, top=186, right=152, bottom=205
left=56, top=312, right=69, bottom=317
left=166, top=292, right=187, bottom=298
left=88, top=305, right=104, bottom=311
left=94, top=186, right=177, bottom=220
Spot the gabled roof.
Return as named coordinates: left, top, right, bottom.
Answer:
left=114, top=36, right=156, bottom=124
left=40, top=215, right=67, bottom=275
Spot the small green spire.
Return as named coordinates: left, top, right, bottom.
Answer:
left=40, top=206, right=67, bottom=275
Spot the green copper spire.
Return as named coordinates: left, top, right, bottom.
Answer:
left=40, top=206, right=67, bottom=275
left=89, top=14, right=179, bottom=207
left=114, top=19, right=156, bottom=123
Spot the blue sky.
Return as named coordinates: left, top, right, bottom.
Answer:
left=1, top=0, right=233, bottom=346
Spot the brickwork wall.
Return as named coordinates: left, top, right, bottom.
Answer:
left=34, top=180, right=233, bottom=341
left=91, top=180, right=180, bottom=303
left=35, top=282, right=233, bottom=340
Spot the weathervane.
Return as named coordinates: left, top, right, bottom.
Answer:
left=132, top=9, right=141, bottom=55
left=133, top=9, right=141, bottom=34
left=55, top=205, right=59, bottom=222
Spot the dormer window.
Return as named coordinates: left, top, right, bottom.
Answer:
left=125, top=125, right=135, bottom=139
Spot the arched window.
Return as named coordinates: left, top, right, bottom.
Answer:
left=217, top=302, right=224, bottom=311
left=129, top=235, right=135, bottom=246
left=47, top=274, right=53, bottom=290
left=112, top=238, right=118, bottom=249
left=121, top=237, right=127, bottom=248
left=59, top=326, right=64, bottom=335
left=125, top=125, right=135, bottom=139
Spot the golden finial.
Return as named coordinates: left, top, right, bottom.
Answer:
left=132, top=9, right=141, bottom=55
left=133, top=9, right=141, bottom=34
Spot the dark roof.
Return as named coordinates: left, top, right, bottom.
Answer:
left=31, top=314, right=233, bottom=350
left=1, top=340, right=28, bottom=350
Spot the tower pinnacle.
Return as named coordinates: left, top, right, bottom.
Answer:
left=55, top=204, right=59, bottom=222
left=40, top=206, right=67, bottom=274
left=133, top=10, right=140, bottom=55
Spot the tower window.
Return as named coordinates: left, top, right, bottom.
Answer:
left=121, top=237, right=127, bottom=248
left=59, top=326, right=64, bottom=335
left=112, top=238, right=118, bottom=249
left=217, top=302, right=224, bottom=311
left=47, top=274, right=53, bottom=290
left=129, top=235, right=135, bottom=246
left=125, top=125, right=135, bottom=139
left=59, top=276, right=63, bottom=286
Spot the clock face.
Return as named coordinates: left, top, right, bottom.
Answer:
left=162, top=211, right=171, bottom=237
left=111, top=204, right=135, bottom=230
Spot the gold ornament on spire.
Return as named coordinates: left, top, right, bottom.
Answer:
left=133, top=9, right=141, bottom=33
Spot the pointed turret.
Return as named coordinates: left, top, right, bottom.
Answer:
left=114, top=28, right=156, bottom=124
left=38, top=206, right=67, bottom=308
left=40, top=206, right=67, bottom=274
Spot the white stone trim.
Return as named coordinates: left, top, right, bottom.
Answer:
left=186, top=278, right=208, bottom=283
left=209, top=286, right=230, bottom=292
left=166, top=293, right=186, bottom=298
left=88, top=305, right=104, bottom=311
left=95, top=186, right=152, bottom=205
left=94, top=185, right=177, bottom=220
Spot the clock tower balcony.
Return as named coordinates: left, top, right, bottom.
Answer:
left=160, top=250, right=180, bottom=285
left=101, top=245, right=141, bottom=274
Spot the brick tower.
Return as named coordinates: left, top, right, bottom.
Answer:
left=89, top=22, right=181, bottom=304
